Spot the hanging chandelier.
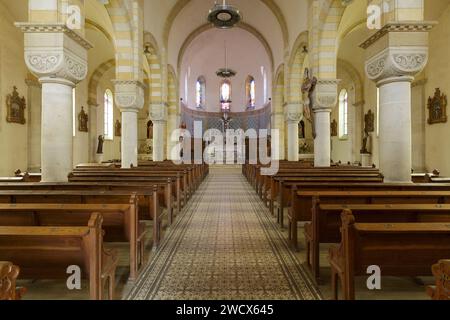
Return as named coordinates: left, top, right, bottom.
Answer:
left=208, top=0, right=242, bottom=29
left=216, top=41, right=237, bottom=78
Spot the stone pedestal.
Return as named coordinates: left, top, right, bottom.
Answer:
left=360, top=153, right=372, bottom=167
left=95, top=153, right=104, bottom=164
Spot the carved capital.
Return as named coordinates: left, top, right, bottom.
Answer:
left=284, top=103, right=303, bottom=123
left=365, top=47, right=428, bottom=84
left=16, top=23, right=91, bottom=85
left=149, top=103, right=168, bottom=122
left=312, top=79, right=340, bottom=111
left=113, top=80, right=145, bottom=112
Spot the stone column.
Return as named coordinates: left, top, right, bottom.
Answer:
left=150, top=103, right=168, bottom=162
left=25, top=77, right=41, bottom=173
left=271, top=112, right=285, bottom=160
left=113, top=81, right=145, bottom=168
left=285, top=103, right=302, bottom=162
left=362, top=23, right=433, bottom=182
left=16, top=24, right=91, bottom=182
left=313, top=80, right=339, bottom=167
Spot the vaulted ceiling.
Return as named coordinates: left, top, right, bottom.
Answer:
left=143, top=0, right=309, bottom=71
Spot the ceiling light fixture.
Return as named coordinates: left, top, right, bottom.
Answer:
left=208, top=0, right=242, bottom=29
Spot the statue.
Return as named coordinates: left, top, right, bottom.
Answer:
left=97, top=135, right=104, bottom=154
left=331, top=119, right=338, bottom=137
left=78, top=106, right=88, bottom=132
left=115, top=120, right=121, bottom=137
left=298, top=120, right=306, bottom=139
left=365, top=109, right=375, bottom=133
left=301, top=68, right=318, bottom=138
left=361, top=109, right=375, bottom=154
left=147, top=120, right=153, bottom=139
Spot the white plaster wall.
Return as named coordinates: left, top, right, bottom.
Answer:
left=180, top=28, right=272, bottom=112
left=96, top=68, right=121, bottom=162
left=0, top=1, right=29, bottom=175
left=424, top=3, right=450, bottom=175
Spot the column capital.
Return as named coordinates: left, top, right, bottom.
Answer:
left=365, top=46, right=428, bottom=85
left=312, top=79, right=340, bottom=112
left=16, top=23, right=91, bottom=85
left=284, top=103, right=303, bottom=123
left=113, top=80, right=145, bottom=112
left=361, top=21, right=436, bottom=85
left=149, top=103, right=168, bottom=122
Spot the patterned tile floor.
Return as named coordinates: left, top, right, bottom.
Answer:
left=126, top=166, right=322, bottom=300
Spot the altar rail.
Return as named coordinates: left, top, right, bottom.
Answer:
left=181, top=103, right=271, bottom=134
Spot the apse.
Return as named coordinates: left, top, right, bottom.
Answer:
left=180, top=27, right=272, bottom=113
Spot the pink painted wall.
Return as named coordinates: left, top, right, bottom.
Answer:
left=180, top=28, right=272, bottom=113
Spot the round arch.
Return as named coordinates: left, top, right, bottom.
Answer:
left=163, top=0, right=289, bottom=50
left=88, top=59, right=116, bottom=106
left=177, top=22, right=275, bottom=75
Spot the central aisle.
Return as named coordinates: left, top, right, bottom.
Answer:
left=126, top=166, right=321, bottom=300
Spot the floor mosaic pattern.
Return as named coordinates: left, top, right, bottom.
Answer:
left=126, top=166, right=322, bottom=300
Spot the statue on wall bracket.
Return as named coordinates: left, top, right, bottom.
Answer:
left=331, top=119, right=338, bottom=137
left=361, top=109, right=375, bottom=154
left=428, top=88, right=447, bottom=125
left=115, top=120, right=122, bottom=137
left=78, top=106, right=88, bottom=132
left=301, top=68, right=317, bottom=139
left=6, top=86, right=26, bottom=125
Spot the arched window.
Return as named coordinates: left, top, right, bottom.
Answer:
left=339, top=89, right=348, bottom=139
left=104, top=89, right=114, bottom=140
left=220, top=80, right=231, bottom=112
left=196, top=76, right=206, bottom=108
left=245, top=76, right=256, bottom=109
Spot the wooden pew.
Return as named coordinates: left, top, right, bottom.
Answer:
left=275, top=176, right=385, bottom=227
left=290, top=189, right=450, bottom=246
left=0, top=189, right=164, bottom=251
left=0, top=261, right=26, bottom=300
left=265, top=170, right=382, bottom=213
left=0, top=213, right=118, bottom=300
left=328, top=210, right=450, bottom=300
left=304, top=202, right=450, bottom=282
left=69, top=172, right=181, bottom=213
left=427, top=259, right=450, bottom=300
left=0, top=203, right=144, bottom=281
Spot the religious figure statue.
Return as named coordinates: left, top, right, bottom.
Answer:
left=97, top=135, right=104, bottom=154
left=147, top=120, right=153, bottom=139
left=298, top=120, right=306, bottom=139
left=365, top=109, right=375, bottom=133
left=115, top=120, right=121, bottom=137
left=428, top=88, right=448, bottom=125
left=331, top=119, right=338, bottom=137
left=78, top=106, right=88, bottom=132
left=301, top=68, right=318, bottom=138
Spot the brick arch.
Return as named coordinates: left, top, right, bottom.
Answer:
left=104, top=0, right=137, bottom=81
left=167, top=64, right=178, bottom=116
left=312, top=0, right=346, bottom=79
left=144, top=41, right=163, bottom=105
left=287, top=31, right=309, bottom=104
left=87, top=59, right=116, bottom=106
